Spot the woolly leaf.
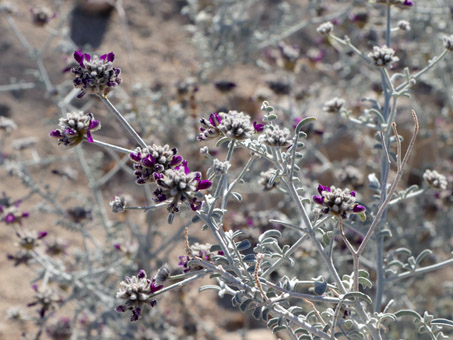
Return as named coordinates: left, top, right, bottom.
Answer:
left=259, top=229, right=282, bottom=242
left=295, top=117, right=316, bottom=134
left=199, top=285, right=221, bottom=293
left=236, top=239, right=251, bottom=252
left=343, top=292, right=372, bottom=304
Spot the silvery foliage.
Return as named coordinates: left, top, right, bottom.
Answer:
left=1, top=1, right=453, bottom=340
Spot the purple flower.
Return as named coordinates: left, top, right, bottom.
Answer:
left=71, top=51, right=121, bottom=98
left=7, top=250, right=32, bottom=266
left=313, top=184, right=366, bottom=220
left=253, top=121, right=265, bottom=132
left=0, top=193, right=29, bottom=225
left=50, top=112, right=101, bottom=148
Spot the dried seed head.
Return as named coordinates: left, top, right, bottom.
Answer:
left=278, top=42, right=301, bottom=72
left=0, top=116, right=17, bottom=134
left=6, top=306, right=26, bottom=321
left=110, top=196, right=127, bottom=213
left=423, top=169, right=448, bottom=190
left=30, top=6, right=54, bottom=26
left=212, top=159, right=231, bottom=176
left=259, top=169, right=280, bottom=190
left=368, top=46, right=399, bottom=67
left=323, top=97, right=345, bottom=114
left=317, top=22, right=333, bottom=35
left=397, top=20, right=411, bottom=31
left=0, top=1, right=16, bottom=14
left=261, top=125, right=292, bottom=147
left=443, top=35, right=453, bottom=51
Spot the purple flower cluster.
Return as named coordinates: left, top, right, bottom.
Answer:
left=129, top=144, right=183, bottom=184
left=115, top=269, right=166, bottom=322
left=153, top=160, right=212, bottom=213
left=71, top=51, right=121, bottom=98
left=129, top=145, right=211, bottom=213
left=313, top=185, right=365, bottom=220
left=49, top=112, right=101, bottom=148
left=0, top=193, right=29, bottom=225
left=27, top=285, right=60, bottom=318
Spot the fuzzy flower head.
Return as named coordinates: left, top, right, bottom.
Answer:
left=368, top=46, right=399, bottom=67
left=397, top=20, right=411, bottom=31
left=0, top=1, right=16, bottom=14
left=278, top=42, right=301, bottom=72
left=71, top=51, right=121, bottom=98
left=115, top=269, right=165, bottom=322
left=313, top=185, right=366, bottom=220
left=0, top=116, right=17, bottom=134
left=218, top=110, right=254, bottom=140
left=198, top=113, right=222, bottom=141
left=261, top=125, right=292, bottom=148
left=110, top=196, right=127, bottom=213
left=423, top=169, right=448, bottom=190
left=211, top=159, right=231, bottom=176
left=129, top=144, right=183, bottom=185
left=443, top=35, right=453, bottom=51
left=0, top=193, right=29, bottom=225
left=27, top=286, right=60, bottom=318
left=178, top=243, right=219, bottom=273
left=323, top=97, right=346, bottom=114
left=30, top=6, right=55, bottom=26
left=317, top=22, right=333, bottom=35
left=153, top=161, right=211, bottom=213
left=45, top=238, right=69, bottom=257
left=17, top=230, right=47, bottom=251
left=50, top=112, right=100, bottom=148
left=259, top=169, right=280, bottom=191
